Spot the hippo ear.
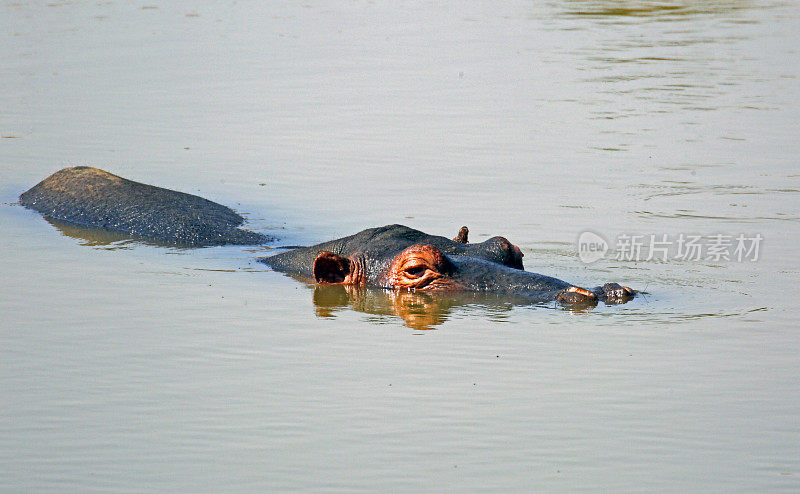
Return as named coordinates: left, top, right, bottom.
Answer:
left=313, top=252, right=351, bottom=284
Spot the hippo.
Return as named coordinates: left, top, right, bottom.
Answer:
left=261, top=224, right=634, bottom=305
left=19, top=166, right=269, bottom=246
left=20, top=167, right=634, bottom=306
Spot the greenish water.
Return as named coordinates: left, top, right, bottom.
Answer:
left=2, top=1, right=799, bottom=492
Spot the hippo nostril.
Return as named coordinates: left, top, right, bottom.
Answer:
left=557, top=286, right=598, bottom=305
left=566, top=286, right=596, bottom=299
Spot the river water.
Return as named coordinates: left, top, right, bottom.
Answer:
left=1, top=1, right=799, bottom=492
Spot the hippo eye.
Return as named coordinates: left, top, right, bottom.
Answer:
left=404, top=265, right=428, bottom=277
left=387, top=244, right=457, bottom=291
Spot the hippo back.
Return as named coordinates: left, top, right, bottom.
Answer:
left=20, top=166, right=270, bottom=246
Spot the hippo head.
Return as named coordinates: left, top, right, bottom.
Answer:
left=262, top=224, right=633, bottom=305
left=313, top=243, right=462, bottom=290
left=311, top=242, right=567, bottom=297
left=265, top=224, right=532, bottom=289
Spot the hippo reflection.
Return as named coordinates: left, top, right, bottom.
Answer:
left=261, top=224, right=634, bottom=306
left=313, top=284, right=453, bottom=330
left=313, top=284, right=514, bottom=330
left=312, top=283, right=615, bottom=330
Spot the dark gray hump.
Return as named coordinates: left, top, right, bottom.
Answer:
left=19, top=166, right=271, bottom=246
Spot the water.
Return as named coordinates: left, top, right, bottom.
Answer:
left=2, top=1, right=799, bottom=491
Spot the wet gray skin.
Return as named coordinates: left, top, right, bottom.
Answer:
left=435, top=255, right=571, bottom=301
left=19, top=166, right=269, bottom=247
left=261, top=224, right=634, bottom=305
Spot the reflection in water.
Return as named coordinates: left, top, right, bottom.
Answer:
left=312, top=284, right=533, bottom=330
left=560, top=0, right=754, bottom=20
left=46, top=217, right=186, bottom=250
left=309, top=284, right=618, bottom=330
left=47, top=217, right=137, bottom=249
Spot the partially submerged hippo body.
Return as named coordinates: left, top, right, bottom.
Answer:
left=20, top=167, right=634, bottom=306
left=19, top=166, right=269, bottom=246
